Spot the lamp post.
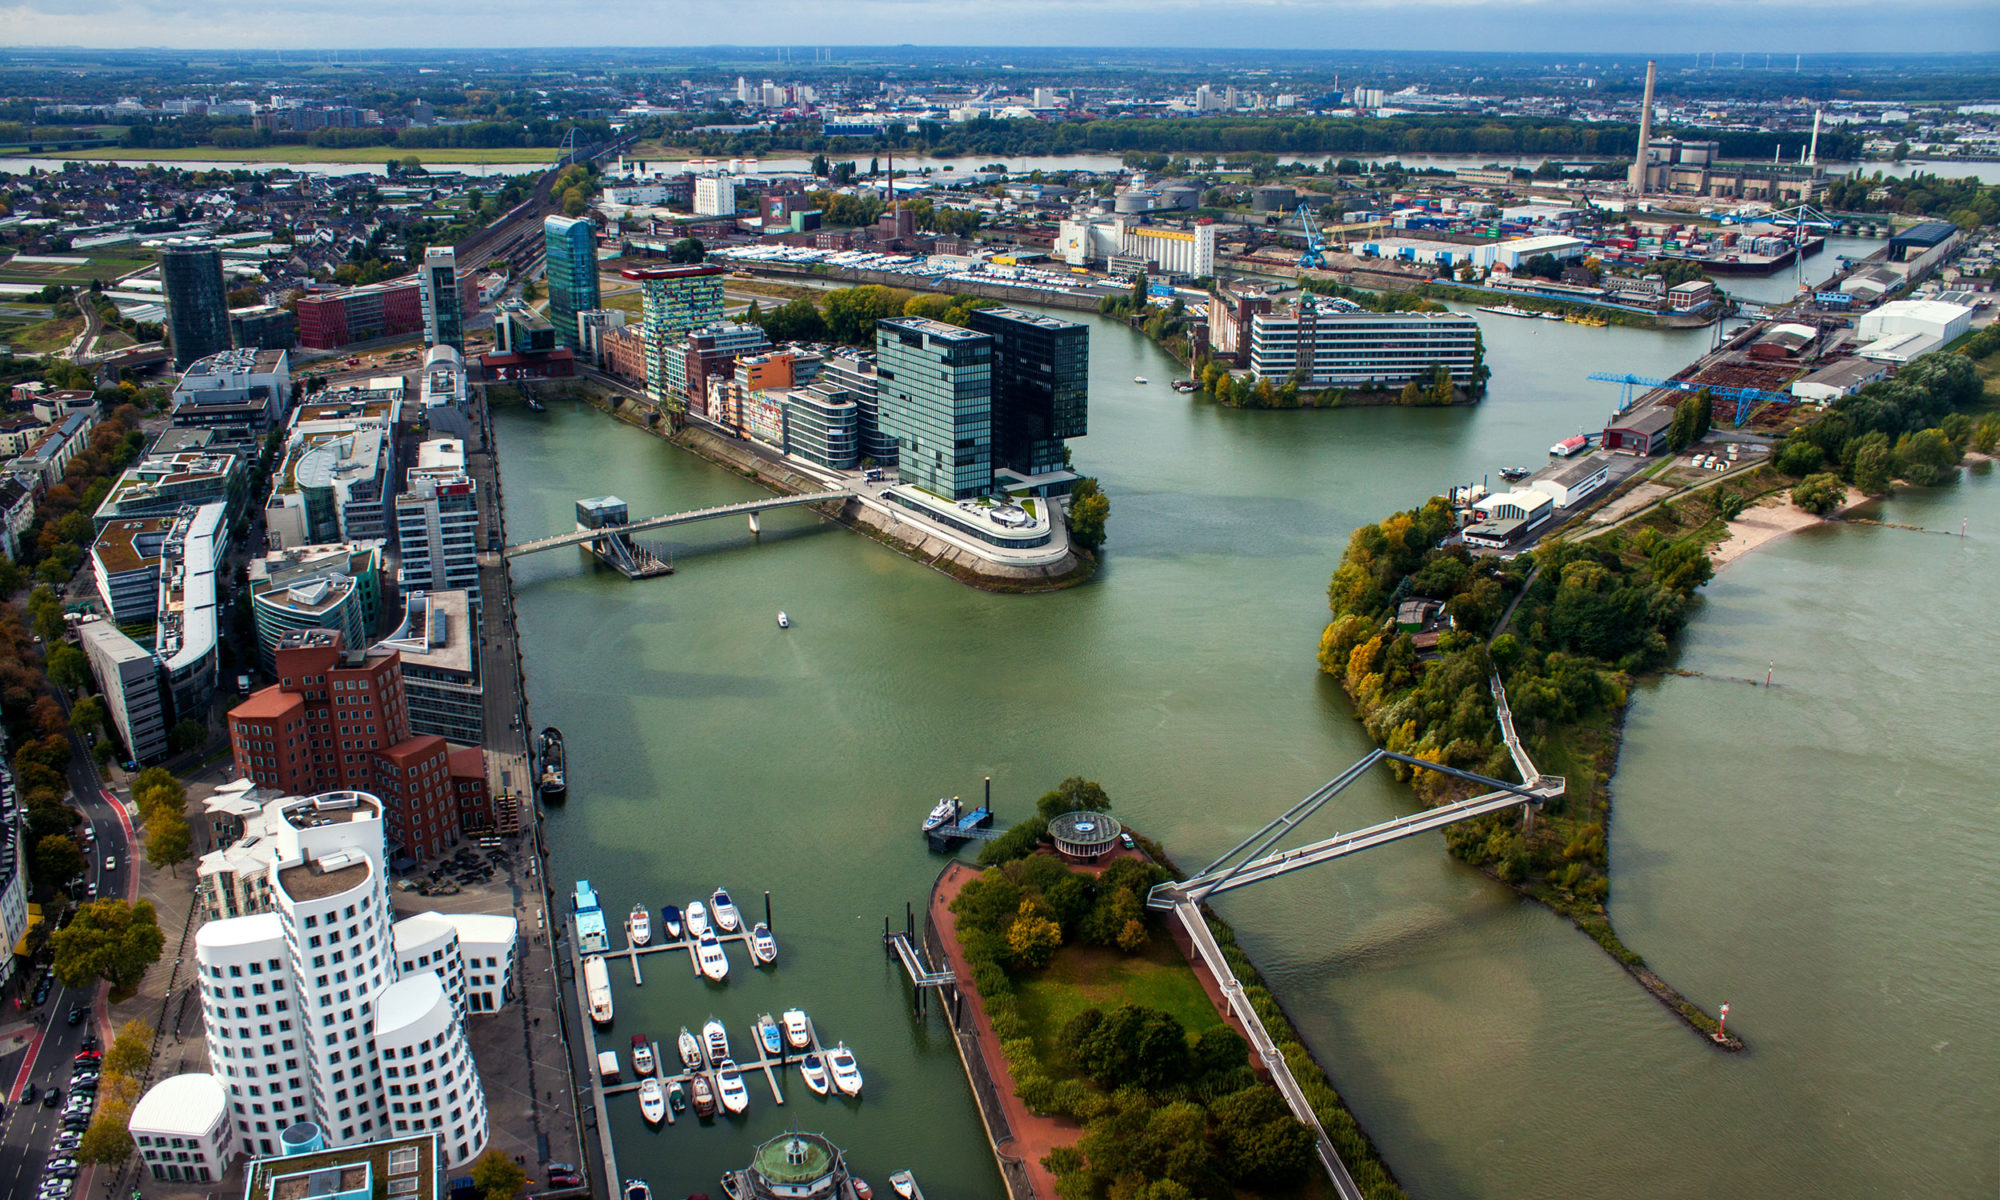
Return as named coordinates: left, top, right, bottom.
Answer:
left=1714, top=1002, right=1731, bottom=1044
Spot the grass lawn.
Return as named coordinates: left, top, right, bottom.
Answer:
left=1972, top=353, right=2000, bottom=414
left=0, top=255, right=152, bottom=286
left=1012, top=936, right=1224, bottom=1064
left=600, top=290, right=643, bottom=314
left=24, top=145, right=563, bottom=165
left=9, top=313, right=83, bottom=355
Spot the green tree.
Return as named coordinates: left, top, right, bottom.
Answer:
left=75, top=1097, right=134, bottom=1165
left=1006, top=905, right=1063, bottom=969
left=1790, top=472, right=1847, bottom=515
left=1891, top=427, right=1959, bottom=486
left=67, top=695, right=107, bottom=737
left=1212, top=1084, right=1315, bottom=1188
left=49, top=898, right=165, bottom=991
left=104, top=1018, right=154, bottom=1078
left=976, top=818, right=1047, bottom=866
left=35, top=833, right=83, bottom=884
left=470, top=1148, right=527, bottom=1200
left=668, top=237, right=705, bottom=264
left=1692, top=389, right=1714, bottom=441
left=169, top=718, right=206, bottom=753
left=1067, top=478, right=1110, bottom=552
left=145, top=812, right=192, bottom=875
left=1852, top=437, right=1894, bottom=494
left=1035, top=776, right=1111, bottom=823
left=45, top=642, right=89, bottom=691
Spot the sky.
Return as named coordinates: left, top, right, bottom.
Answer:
left=0, top=0, right=1994, bottom=54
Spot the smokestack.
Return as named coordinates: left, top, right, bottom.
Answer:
left=1630, top=60, right=1657, bottom=199
left=1808, top=108, right=1821, bottom=169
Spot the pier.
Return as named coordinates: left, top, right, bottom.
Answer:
left=504, top=489, right=858, bottom=559
left=884, top=902, right=959, bottom=1020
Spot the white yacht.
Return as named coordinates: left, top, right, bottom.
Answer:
left=714, top=1059, right=750, bottom=1114
left=828, top=1042, right=863, bottom=1097
left=749, top=922, right=777, bottom=965
left=702, top=1018, right=730, bottom=1065
left=710, top=889, right=742, bottom=933
left=626, top=905, right=650, bottom=947
left=696, top=933, right=730, bottom=982
left=777, top=611, right=790, bottom=629
left=781, top=1008, right=812, bottom=1051
left=638, top=1078, right=666, bottom=1126
left=630, top=1035, right=655, bottom=1077
left=677, top=1026, right=702, bottom=1071
left=799, top=1052, right=831, bottom=1096
left=660, top=904, right=684, bottom=940
left=685, top=901, right=712, bottom=938
left=921, top=797, right=959, bottom=833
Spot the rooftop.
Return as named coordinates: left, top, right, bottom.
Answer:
left=244, top=1131, right=438, bottom=1200
left=128, top=1072, right=228, bottom=1138
left=276, top=854, right=371, bottom=902
left=92, top=516, right=174, bottom=575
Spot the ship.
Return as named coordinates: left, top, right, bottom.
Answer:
left=538, top=727, right=568, bottom=801
left=583, top=955, right=614, bottom=1025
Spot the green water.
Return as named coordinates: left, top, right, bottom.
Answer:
left=497, top=311, right=1997, bottom=1199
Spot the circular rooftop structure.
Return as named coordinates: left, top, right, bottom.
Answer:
left=745, top=1131, right=848, bottom=1199
left=1048, top=810, right=1123, bottom=861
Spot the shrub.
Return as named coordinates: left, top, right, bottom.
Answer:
left=1790, top=472, right=1848, bottom=515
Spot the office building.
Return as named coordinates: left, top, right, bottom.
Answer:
left=782, top=388, right=860, bottom=469
left=4, top=407, right=98, bottom=490
left=419, top=247, right=464, bottom=351
left=491, top=301, right=555, bottom=356
left=575, top=309, right=626, bottom=366
left=91, top=516, right=176, bottom=625
left=170, top=347, right=293, bottom=431
left=543, top=215, right=600, bottom=350
left=229, top=304, right=296, bottom=352
left=876, top=317, right=994, bottom=499
left=81, top=618, right=172, bottom=762
left=265, top=389, right=401, bottom=549
left=238, top=1130, right=442, bottom=1200
left=419, top=345, right=468, bottom=411
left=967, top=307, right=1088, bottom=492
left=167, top=789, right=507, bottom=1165
left=227, top=631, right=491, bottom=857
left=1247, top=300, right=1480, bottom=389
left=694, top=173, right=737, bottom=217
left=248, top=543, right=385, bottom=671
left=376, top=590, right=483, bottom=747
left=623, top=265, right=727, bottom=409
left=129, top=1073, right=234, bottom=1183
left=295, top=280, right=426, bottom=350
left=93, top=446, right=242, bottom=530
left=161, top=242, right=232, bottom=370
left=0, top=765, right=25, bottom=994
left=396, top=439, right=480, bottom=605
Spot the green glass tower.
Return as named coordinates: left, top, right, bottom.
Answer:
left=543, top=215, right=600, bottom=351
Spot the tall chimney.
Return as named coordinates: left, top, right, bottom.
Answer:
left=1807, top=108, right=1822, bottom=170
left=1630, top=60, right=1657, bottom=199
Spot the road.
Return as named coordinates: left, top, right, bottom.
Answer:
left=0, top=692, right=136, bottom=1199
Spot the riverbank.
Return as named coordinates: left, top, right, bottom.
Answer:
left=16, top=144, right=562, bottom=165
left=552, top=381, right=1096, bottom=592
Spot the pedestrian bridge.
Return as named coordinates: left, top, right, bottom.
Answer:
left=502, top=489, right=857, bottom=558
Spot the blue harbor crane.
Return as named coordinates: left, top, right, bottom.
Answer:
left=1587, top=373, right=1796, bottom=428
left=1296, top=203, right=1327, bottom=271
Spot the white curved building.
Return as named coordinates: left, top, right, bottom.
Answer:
left=375, top=972, right=488, bottom=1164
left=130, top=1072, right=233, bottom=1183
left=174, top=790, right=506, bottom=1169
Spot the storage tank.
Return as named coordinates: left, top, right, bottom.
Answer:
left=1161, top=186, right=1201, bottom=211
left=1251, top=186, right=1297, bottom=212
left=1114, top=190, right=1157, bottom=214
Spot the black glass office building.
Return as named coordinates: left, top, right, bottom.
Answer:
left=875, top=317, right=993, bottom=499
left=967, top=307, right=1088, bottom=486
left=161, top=243, right=231, bottom=370
left=421, top=247, right=464, bottom=351
left=543, top=215, right=600, bottom=350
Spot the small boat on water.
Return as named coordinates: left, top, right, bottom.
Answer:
left=702, top=1018, right=730, bottom=1065
left=749, top=922, right=777, bottom=965
left=854, top=1181, right=874, bottom=1200
left=710, top=889, right=742, bottom=932
left=1171, top=379, right=1198, bottom=392
left=890, top=1171, right=918, bottom=1200
left=1476, top=303, right=1534, bottom=319
left=583, top=955, right=613, bottom=1025
left=638, top=1077, right=666, bottom=1126
left=627, top=905, right=651, bottom=947
left=666, top=1077, right=686, bottom=1114
left=828, top=1042, right=863, bottom=1097
left=1498, top=466, right=1531, bottom=482
left=689, top=1073, right=716, bottom=1117
left=782, top=1008, right=811, bottom=1051
left=686, top=901, right=712, bottom=938
left=678, top=1026, right=703, bottom=1071
left=799, top=1053, right=830, bottom=1095
left=921, top=796, right=959, bottom=833
left=538, top=727, right=567, bottom=800
left=756, top=1013, right=782, bottom=1057
left=714, top=1060, right=750, bottom=1114
left=1133, top=375, right=1148, bottom=384
left=631, top=1035, right=655, bottom=1077
left=660, top=904, right=683, bottom=940
left=1535, top=310, right=1565, bottom=320
left=696, top=934, right=730, bottom=982
left=777, top=611, right=790, bottom=629
left=623, top=1181, right=651, bottom=1200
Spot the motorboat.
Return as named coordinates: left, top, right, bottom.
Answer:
left=702, top=1018, right=730, bottom=1065
left=890, top=1172, right=918, bottom=1200
left=921, top=797, right=959, bottom=833
left=799, top=1053, right=830, bottom=1096
left=624, top=1181, right=651, bottom=1200
left=660, top=904, right=684, bottom=941
left=828, top=1042, right=863, bottom=1097
left=749, top=922, right=777, bottom=965
left=756, top=1013, right=782, bottom=1057
left=689, top=1073, right=716, bottom=1117
left=710, top=889, right=742, bottom=933
left=777, top=611, right=790, bottom=629
left=583, top=955, right=613, bottom=1025
left=1498, top=466, right=1531, bottom=482
left=781, top=1009, right=811, bottom=1051
left=1536, top=310, right=1565, bottom=320
left=626, top=905, right=650, bottom=947
left=696, top=934, right=730, bottom=982
left=1133, top=375, right=1148, bottom=384
left=666, top=1078, right=687, bottom=1114
left=714, top=1059, right=750, bottom=1114
left=537, top=727, right=567, bottom=800
left=678, top=1026, right=703, bottom=1071
left=631, top=1035, right=656, bottom=1077
left=854, top=1181, right=873, bottom=1200
left=686, top=901, right=712, bottom=938
left=638, top=1078, right=666, bottom=1126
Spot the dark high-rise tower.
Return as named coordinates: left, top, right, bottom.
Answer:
left=161, top=242, right=231, bottom=369
left=967, top=307, right=1089, bottom=489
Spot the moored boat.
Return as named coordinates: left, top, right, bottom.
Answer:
left=1476, top=303, right=1534, bottom=318
left=1498, top=466, right=1530, bottom=482
left=799, top=1052, right=830, bottom=1096
left=686, top=901, right=712, bottom=938
left=781, top=1008, right=811, bottom=1050
left=638, top=1077, right=666, bottom=1126
left=749, top=922, right=776, bottom=965
left=624, top=1180, right=651, bottom=1200
left=921, top=796, right=958, bottom=832
left=583, top=955, right=613, bottom=1025
left=538, top=727, right=567, bottom=800
left=1535, top=310, right=1564, bottom=320
left=702, top=1018, right=730, bottom=1064
left=1133, top=375, right=1148, bottom=383
left=854, top=1181, right=873, bottom=1200
left=777, top=611, right=791, bottom=629
left=710, top=888, right=742, bottom=932
left=631, top=1034, right=655, bottom=1077
left=696, top=933, right=730, bottom=982
left=889, top=1171, right=918, bottom=1200
left=660, top=904, right=684, bottom=940
left=828, top=1042, right=863, bottom=1097
left=756, top=1013, right=782, bottom=1057
left=714, top=1059, right=750, bottom=1114
left=666, top=1078, right=686, bottom=1114
left=678, top=1026, right=702, bottom=1071
left=626, top=905, right=650, bottom=947
left=689, top=1073, right=716, bottom=1116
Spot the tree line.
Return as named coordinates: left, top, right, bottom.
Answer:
left=1780, top=347, right=1995, bottom=512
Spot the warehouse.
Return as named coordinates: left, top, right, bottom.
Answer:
left=1602, top=405, right=1676, bottom=456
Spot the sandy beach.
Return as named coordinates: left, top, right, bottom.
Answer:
left=1711, top=486, right=1868, bottom=570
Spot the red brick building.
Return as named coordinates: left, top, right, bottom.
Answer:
left=227, top=629, right=490, bottom=858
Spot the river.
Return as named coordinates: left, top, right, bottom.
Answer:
left=494, top=307, right=1996, bottom=1199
